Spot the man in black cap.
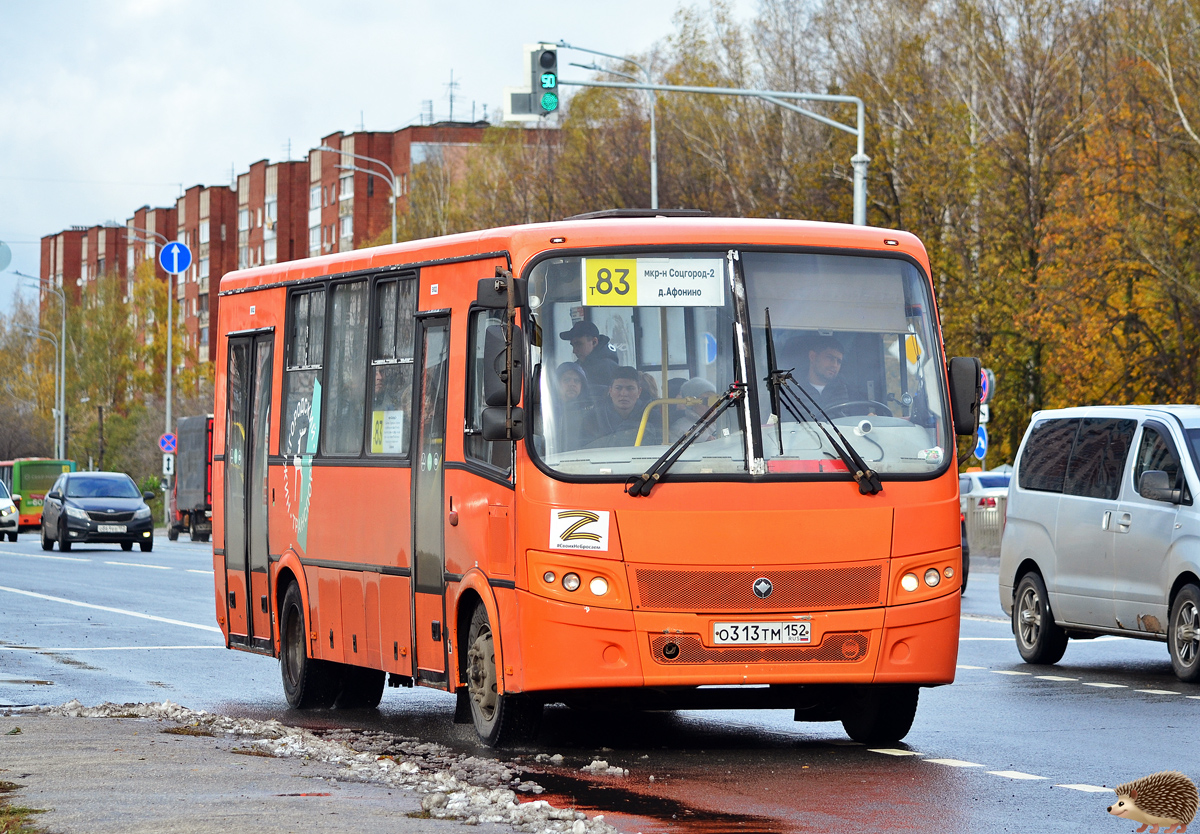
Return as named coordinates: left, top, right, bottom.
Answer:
left=559, top=320, right=618, bottom=387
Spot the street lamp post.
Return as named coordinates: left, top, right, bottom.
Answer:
left=316, top=146, right=398, bottom=245
left=558, top=42, right=658, bottom=209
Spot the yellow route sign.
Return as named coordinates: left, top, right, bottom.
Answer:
left=584, top=258, right=637, bottom=306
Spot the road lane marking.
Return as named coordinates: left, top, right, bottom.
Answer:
left=0, top=645, right=222, bottom=652
left=1135, top=689, right=1181, bottom=695
left=962, top=614, right=1009, bottom=623
left=1082, top=682, right=1126, bottom=688
left=1035, top=675, right=1078, bottom=681
left=925, top=759, right=984, bottom=767
left=869, top=749, right=923, bottom=756
left=104, top=561, right=171, bottom=570
left=991, top=670, right=1031, bottom=675
left=1056, top=784, right=1112, bottom=793
left=988, top=771, right=1046, bottom=780
left=187, top=569, right=214, bottom=575
left=0, top=585, right=221, bottom=633
left=959, top=637, right=1011, bottom=641
left=0, top=550, right=90, bottom=563
left=956, top=664, right=985, bottom=669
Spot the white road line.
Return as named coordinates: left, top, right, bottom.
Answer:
left=104, top=561, right=170, bottom=570
left=0, top=550, right=90, bottom=563
left=1135, top=689, right=1181, bottom=695
left=925, top=759, right=984, bottom=768
left=962, top=614, right=1009, bottom=623
left=1188, top=695, right=1200, bottom=700
left=956, top=664, right=985, bottom=670
left=0, top=585, right=221, bottom=633
left=869, top=748, right=923, bottom=756
left=1056, top=784, right=1112, bottom=793
left=0, top=645, right=222, bottom=652
left=1035, top=675, right=1078, bottom=681
left=959, top=637, right=1011, bottom=641
left=187, top=569, right=214, bottom=575
left=988, top=771, right=1047, bottom=780
left=1082, top=682, right=1127, bottom=688
left=991, top=670, right=1032, bottom=676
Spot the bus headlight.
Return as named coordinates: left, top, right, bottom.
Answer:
left=589, top=576, right=608, bottom=596
left=543, top=571, right=556, bottom=584
left=901, top=573, right=919, bottom=592
left=562, top=573, right=581, bottom=592
left=924, top=568, right=941, bottom=587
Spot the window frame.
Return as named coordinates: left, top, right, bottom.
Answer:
left=279, top=286, right=328, bottom=457
left=463, top=305, right=514, bottom=480
left=1134, top=420, right=1193, bottom=505
left=364, top=273, right=418, bottom=459
left=320, top=278, right=371, bottom=457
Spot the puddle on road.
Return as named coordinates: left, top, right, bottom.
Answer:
left=525, top=769, right=789, bottom=834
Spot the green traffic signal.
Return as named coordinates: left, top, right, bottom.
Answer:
left=540, top=92, right=559, bottom=112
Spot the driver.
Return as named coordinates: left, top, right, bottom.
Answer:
left=799, top=334, right=849, bottom=407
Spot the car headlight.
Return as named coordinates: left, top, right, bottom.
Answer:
left=65, top=506, right=90, bottom=520
left=134, top=506, right=152, bottom=520
left=0, top=505, right=14, bottom=517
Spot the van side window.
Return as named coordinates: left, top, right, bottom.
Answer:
left=368, top=278, right=416, bottom=456
left=1018, top=418, right=1079, bottom=493
left=1063, top=418, right=1136, bottom=500
left=281, top=288, right=326, bottom=456
left=1134, top=426, right=1190, bottom=502
left=322, top=280, right=369, bottom=455
left=464, top=308, right=513, bottom=472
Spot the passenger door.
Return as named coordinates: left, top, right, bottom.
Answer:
left=44, top=474, right=65, bottom=533
left=1052, top=417, right=1135, bottom=627
left=223, top=331, right=275, bottom=651
left=411, top=316, right=451, bottom=685
left=1113, top=422, right=1186, bottom=635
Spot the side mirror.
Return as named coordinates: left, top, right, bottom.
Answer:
left=47, top=490, right=62, bottom=500
left=482, top=406, right=525, bottom=441
left=1139, top=470, right=1181, bottom=504
left=143, top=491, right=156, bottom=502
left=475, top=275, right=528, bottom=309
left=948, top=357, right=982, bottom=437
left=11, top=494, right=20, bottom=508
left=483, top=324, right=525, bottom=407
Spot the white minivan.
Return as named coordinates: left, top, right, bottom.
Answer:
left=1000, top=405, right=1200, bottom=681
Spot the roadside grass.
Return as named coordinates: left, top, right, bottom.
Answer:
left=0, top=780, right=48, bottom=834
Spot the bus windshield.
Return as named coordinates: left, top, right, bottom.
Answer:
left=744, top=252, right=949, bottom=475
left=528, top=252, right=745, bottom=477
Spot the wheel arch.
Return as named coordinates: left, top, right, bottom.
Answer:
left=1169, top=571, right=1200, bottom=610
left=273, top=549, right=311, bottom=652
left=453, top=573, right=502, bottom=693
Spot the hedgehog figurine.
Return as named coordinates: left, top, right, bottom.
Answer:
left=1107, top=771, right=1198, bottom=833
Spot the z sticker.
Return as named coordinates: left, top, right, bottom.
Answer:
left=549, top=509, right=610, bottom=552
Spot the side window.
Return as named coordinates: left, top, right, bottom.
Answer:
left=465, top=308, right=513, bottom=472
left=281, top=289, right=325, bottom=456
left=1018, top=418, right=1079, bottom=493
left=1134, top=425, right=1190, bottom=501
left=322, top=280, right=369, bottom=455
left=959, top=475, right=971, bottom=494
left=368, top=278, right=416, bottom=456
left=1063, top=418, right=1136, bottom=500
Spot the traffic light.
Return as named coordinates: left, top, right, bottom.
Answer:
left=532, top=47, right=558, bottom=113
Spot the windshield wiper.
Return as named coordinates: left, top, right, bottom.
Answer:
left=626, top=382, right=746, bottom=497
left=763, top=307, right=883, bottom=496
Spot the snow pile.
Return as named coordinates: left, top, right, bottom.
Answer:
left=15, top=700, right=619, bottom=834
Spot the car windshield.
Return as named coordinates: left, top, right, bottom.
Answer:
left=744, top=252, right=950, bottom=475
left=528, top=252, right=746, bottom=477
left=66, top=476, right=141, bottom=499
left=0, top=481, right=9, bottom=500
left=976, top=474, right=1011, bottom=489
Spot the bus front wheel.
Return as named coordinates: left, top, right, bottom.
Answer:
left=465, top=604, right=541, bottom=747
left=840, top=685, right=919, bottom=745
left=280, top=582, right=341, bottom=709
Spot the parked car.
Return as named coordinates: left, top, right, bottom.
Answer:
left=40, top=472, right=156, bottom=553
left=1000, top=405, right=1200, bottom=681
left=960, top=469, right=1011, bottom=557
left=0, top=480, right=18, bottom=542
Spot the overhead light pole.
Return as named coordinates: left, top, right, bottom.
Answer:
left=316, top=145, right=398, bottom=245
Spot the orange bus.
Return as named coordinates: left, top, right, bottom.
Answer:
left=212, top=213, right=980, bottom=746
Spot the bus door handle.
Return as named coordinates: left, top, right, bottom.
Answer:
left=228, top=591, right=236, bottom=608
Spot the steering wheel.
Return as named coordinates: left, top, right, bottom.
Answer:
left=826, top=400, right=894, bottom=418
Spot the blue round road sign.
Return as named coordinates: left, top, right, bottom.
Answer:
left=973, top=425, right=988, bottom=461
left=159, top=432, right=177, bottom=454
left=158, top=241, right=192, bottom=275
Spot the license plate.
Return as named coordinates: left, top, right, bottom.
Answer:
left=713, top=621, right=811, bottom=645
left=98, top=524, right=127, bottom=533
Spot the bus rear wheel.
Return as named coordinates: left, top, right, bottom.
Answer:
left=840, top=685, right=919, bottom=745
left=465, top=604, right=541, bottom=747
left=280, top=582, right=341, bottom=708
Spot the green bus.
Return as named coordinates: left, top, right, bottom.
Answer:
left=0, top=458, right=76, bottom=532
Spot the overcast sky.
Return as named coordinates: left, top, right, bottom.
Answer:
left=0, top=0, right=757, bottom=316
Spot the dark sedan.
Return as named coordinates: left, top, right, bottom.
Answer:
left=41, top=472, right=156, bottom=552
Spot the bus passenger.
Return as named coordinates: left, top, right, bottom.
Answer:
left=558, top=320, right=618, bottom=387
left=551, top=362, right=593, bottom=451
left=582, top=366, right=662, bottom=447
left=373, top=367, right=403, bottom=411
left=671, top=377, right=719, bottom=441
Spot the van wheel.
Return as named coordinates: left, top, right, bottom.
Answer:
left=841, top=685, right=919, bottom=744
left=1168, top=584, right=1200, bottom=683
left=465, top=604, right=541, bottom=747
left=335, top=666, right=386, bottom=709
left=40, top=523, right=53, bottom=551
left=1013, top=572, right=1068, bottom=664
left=279, top=583, right=341, bottom=708
left=167, top=525, right=179, bottom=542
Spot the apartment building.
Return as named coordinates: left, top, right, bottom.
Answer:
left=176, top=185, right=236, bottom=363
left=39, top=224, right=128, bottom=313
left=236, top=160, right=308, bottom=271
left=125, top=205, right=178, bottom=283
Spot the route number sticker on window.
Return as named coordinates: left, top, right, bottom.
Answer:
left=583, top=258, right=725, bottom=307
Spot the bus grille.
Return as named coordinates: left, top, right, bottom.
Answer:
left=631, top=564, right=884, bottom=612
left=650, top=632, right=870, bottom=664
left=87, top=510, right=134, bottom=522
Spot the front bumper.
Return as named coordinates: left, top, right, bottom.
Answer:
left=64, top=516, right=155, bottom=544
left=0, top=512, right=17, bottom=532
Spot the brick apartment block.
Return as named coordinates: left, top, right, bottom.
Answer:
left=39, top=224, right=127, bottom=313
left=236, top=159, right=308, bottom=272
left=176, top=185, right=236, bottom=363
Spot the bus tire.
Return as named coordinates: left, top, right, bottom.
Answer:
left=1013, top=572, right=1068, bottom=664
left=40, top=524, right=53, bottom=551
left=280, top=582, right=340, bottom=708
left=465, top=603, right=541, bottom=747
left=58, top=520, right=71, bottom=552
left=334, top=666, right=385, bottom=709
left=840, top=685, right=919, bottom=745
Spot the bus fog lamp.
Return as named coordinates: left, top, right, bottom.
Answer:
left=944, top=566, right=955, bottom=579
left=562, top=573, right=581, bottom=592
left=901, top=573, right=919, bottom=592
left=924, top=568, right=941, bottom=587
left=589, top=576, right=608, bottom=596
left=543, top=571, right=556, bottom=584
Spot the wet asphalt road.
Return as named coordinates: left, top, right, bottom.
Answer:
left=2, top=534, right=1198, bottom=834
